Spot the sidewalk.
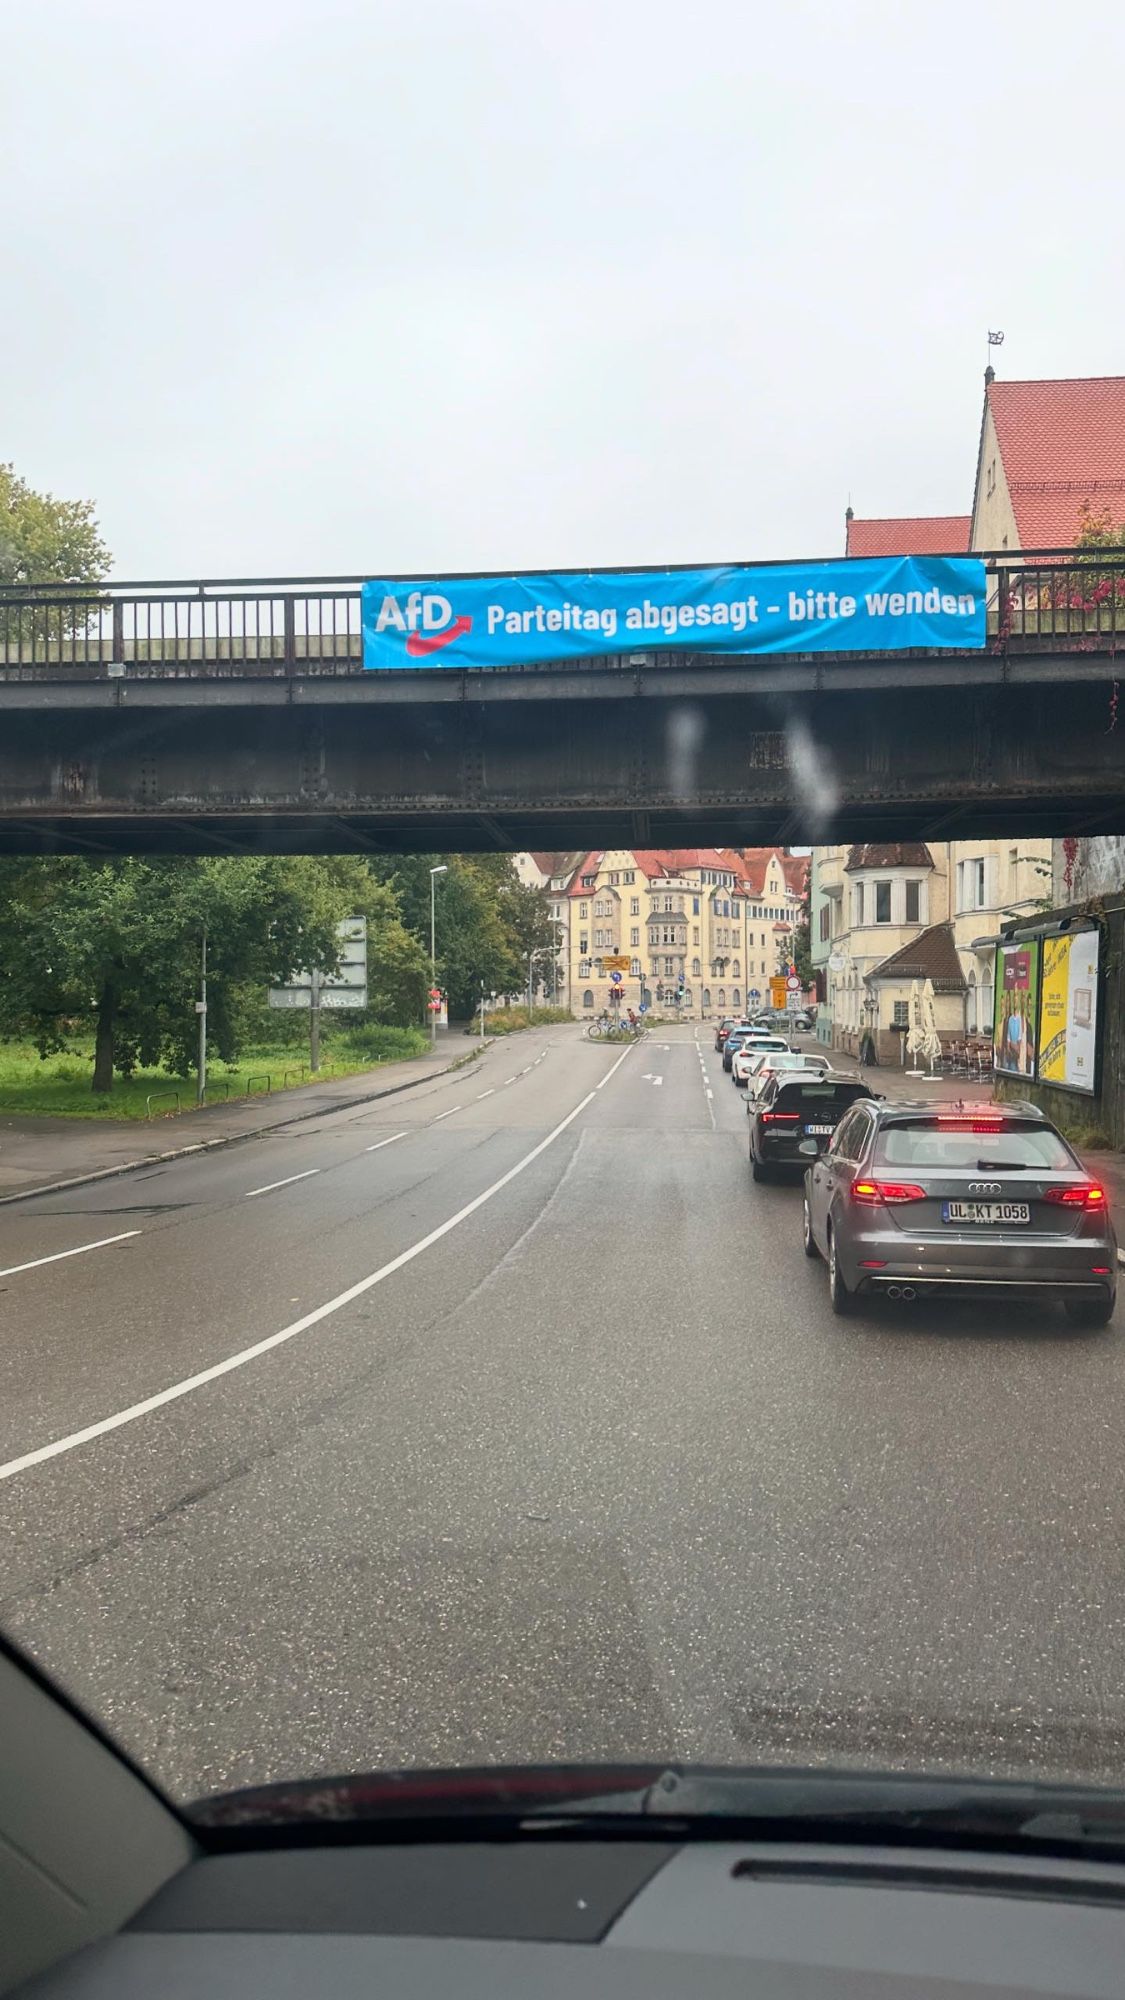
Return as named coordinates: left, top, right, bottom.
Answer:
left=0, top=1036, right=486, bottom=1206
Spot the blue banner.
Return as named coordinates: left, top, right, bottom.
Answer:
left=360, top=556, right=986, bottom=671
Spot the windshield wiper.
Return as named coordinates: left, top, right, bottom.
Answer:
left=976, top=1159, right=1029, bottom=1170
left=190, top=1763, right=1125, bottom=1859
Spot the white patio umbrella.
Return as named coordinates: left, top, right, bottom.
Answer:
left=921, top=976, right=942, bottom=1074
left=905, top=978, right=926, bottom=1074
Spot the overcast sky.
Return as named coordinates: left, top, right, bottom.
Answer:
left=5, top=0, right=1122, bottom=580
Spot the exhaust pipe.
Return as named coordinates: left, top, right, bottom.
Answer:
left=884, top=1284, right=917, bottom=1301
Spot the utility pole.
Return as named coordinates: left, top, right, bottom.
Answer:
left=480, top=981, right=486, bottom=1044
left=309, top=965, right=321, bottom=1073
left=195, top=926, right=208, bottom=1106
left=429, top=865, right=447, bottom=1046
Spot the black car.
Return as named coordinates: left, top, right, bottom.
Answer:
left=713, top=1016, right=739, bottom=1052
left=748, top=1074, right=877, bottom=1181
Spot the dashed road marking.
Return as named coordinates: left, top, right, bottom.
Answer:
left=244, top=1169, right=320, bottom=1199
left=0, top=1231, right=141, bottom=1280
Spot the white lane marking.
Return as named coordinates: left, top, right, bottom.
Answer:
left=706, top=1088, right=713, bottom=1098
left=364, top=1131, right=408, bottom=1153
left=0, top=1069, right=628, bottom=1482
left=596, top=1043, right=636, bottom=1090
left=243, top=1169, right=320, bottom=1199
left=476, top=1089, right=495, bottom=1099
left=0, top=1231, right=141, bottom=1281
left=430, top=1106, right=461, bottom=1123
left=503, top=1077, right=518, bottom=1086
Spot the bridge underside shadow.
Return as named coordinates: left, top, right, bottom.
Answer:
left=0, top=675, right=1121, bottom=855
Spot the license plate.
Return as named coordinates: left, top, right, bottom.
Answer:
left=942, top=1200, right=1030, bottom=1225
left=805, top=1124, right=834, bottom=1136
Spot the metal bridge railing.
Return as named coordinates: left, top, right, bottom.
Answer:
left=2, top=551, right=1123, bottom=677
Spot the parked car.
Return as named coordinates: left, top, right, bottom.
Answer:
left=731, top=1039, right=800, bottom=1087
left=725, top=1029, right=789, bottom=1076
left=801, top=1099, right=1118, bottom=1324
left=748, top=1074, right=877, bottom=1179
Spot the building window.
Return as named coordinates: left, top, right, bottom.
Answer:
left=664, top=957, right=674, bottom=976
left=732, top=901, right=740, bottom=919
left=630, top=896, right=640, bottom=915
left=717, top=988, right=726, bottom=1008
left=582, top=874, right=596, bottom=888
left=582, top=989, right=594, bottom=1009
left=732, top=959, right=741, bottom=978
left=608, top=872, right=619, bottom=885
left=692, top=957, right=701, bottom=976
left=630, top=957, right=641, bottom=976
left=874, top=880, right=891, bottom=924
left=818, top=903, right=830, bottom=942
left=854, top=883, right=864, bottom=925
left=579, top=902, right=588, bottom=919
left=630, top=927, right=639, bottom=947
left=693, top=896, right=700, bottom=914
left=905, top=880, right=921, bottom=924
left=624, top=870, right=635, bottom=884
left=664, top=896, right=673, bottom=912
left=893, top=1000, right=909, bottom=1027
left=579, top=958, right=591, bottom=978
left=579, top=935, right=588, bottom=953
left=702, top=987, right=712, bottom=1011
left=732, top=989, right=741, bottom=1009
left=958, top=858, right=987, bottom=910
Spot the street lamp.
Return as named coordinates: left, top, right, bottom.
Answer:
left=429, top=865, right=447, bottom=1045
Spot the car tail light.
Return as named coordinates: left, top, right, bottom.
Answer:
left=851, top=1179, right=926, bottom=1205
left=1043, top=1183, right=1107, bottom=1209
left=761, top=1112, right=800, bottom=1124
left=1092, top=1266, right=1111, bottom=1275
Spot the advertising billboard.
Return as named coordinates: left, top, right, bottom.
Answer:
left=993, top=940, right=1040, bottom=1079
left=361, top=556, right=987, bottom=671
left=1038, top=931, right=1100, bottom=1095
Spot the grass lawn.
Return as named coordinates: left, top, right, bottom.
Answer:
left=0, top=1027, right=430, bottom=1122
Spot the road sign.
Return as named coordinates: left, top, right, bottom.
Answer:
left=602, top=954, right=631, bottom=973
left=610, top=970, right=623, bottom=985
left=769, top=976, right=788, bottom=1009
left=786, top=974, right=801, bottom=992
left=828, top=950, right=846, bottom=973
left=749, top=987, right=761, bottom=1000
left=270, top=917, right=368, bottom=1011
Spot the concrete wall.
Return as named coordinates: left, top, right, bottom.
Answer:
left=1053, top=836, right=1125, bottom=904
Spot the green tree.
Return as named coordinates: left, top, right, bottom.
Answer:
left=0, top=463, right=110, bottom=647
left=0, top=856, right=353, bottom=1093
left=370, top=854, right=545, bottom=1017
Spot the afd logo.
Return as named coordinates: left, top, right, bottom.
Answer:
left=372, top=591, right=472, bottom=658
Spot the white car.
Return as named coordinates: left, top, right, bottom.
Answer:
left=730, top=1036, right=791, bottom=1086
left=743, top=1051, right=833, bottom=1099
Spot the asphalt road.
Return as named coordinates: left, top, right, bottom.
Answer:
left=3, top=1021, right=1125, bottom=1806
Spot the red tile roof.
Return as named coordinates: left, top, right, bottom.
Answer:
left=987, top=376, right=1125, bottom=548
left=846, top=515, right=971, bottom=557
left=566, top=847, right=807, bottom=896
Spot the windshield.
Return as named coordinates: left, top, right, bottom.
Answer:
left=876, top=1122, right=1076, bottom=1170
left=777, top=1083, right=872, bottom=1109
left=3, top=0, right=1125, bottom=1836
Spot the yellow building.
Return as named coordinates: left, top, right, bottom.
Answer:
left=566, top=847, right=807, bottom=1020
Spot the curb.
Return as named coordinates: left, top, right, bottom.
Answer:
left=0, top=1044, right=489, bottom=1209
